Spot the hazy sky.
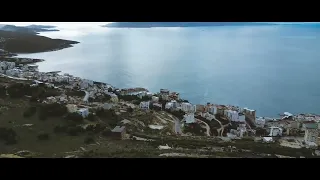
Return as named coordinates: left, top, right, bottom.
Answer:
left=0, top=22, right=113, bottom=38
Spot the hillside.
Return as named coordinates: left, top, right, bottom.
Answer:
left=102, top=22, right=279, bottom=28
left=0, top=30, right=79, bottom=53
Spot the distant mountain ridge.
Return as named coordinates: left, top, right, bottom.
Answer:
left=102, top=22, right=279, bottom=28
left=0, top=24, right=59, bottom=35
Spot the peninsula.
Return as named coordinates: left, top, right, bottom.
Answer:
left=0, top=30, right=79, bottom=53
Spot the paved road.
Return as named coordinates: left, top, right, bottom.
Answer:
left=83, top=91, right=89, bottom=102
left=175, top=119, right=182, bottom=134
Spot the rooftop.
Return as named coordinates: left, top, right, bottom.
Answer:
left=112, top=126, right=125, bottom=133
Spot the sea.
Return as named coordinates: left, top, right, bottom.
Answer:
left=17, top=23, right=320, bottom=117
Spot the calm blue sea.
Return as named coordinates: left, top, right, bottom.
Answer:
left=18, top=24, right=320, bottom=117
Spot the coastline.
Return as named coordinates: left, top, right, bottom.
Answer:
left=1, top=30, right=319, bottom=119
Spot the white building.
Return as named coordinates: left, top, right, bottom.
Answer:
left=80, top=79, right=94, bottom=89
left=152, top=96, right=159, bottom=102
left=77, top=108, right=89, bottom=118
left=256, top=117, right=266, bottom=128
left=165, top=102, right=173, bottom=109
left=224, top=110, right=239, bottom=122
left=238, top=115, right=245, bottom=122
left=208, top=105, right=218, bottom=115
left=6, top=68, right=21, bottom=77
left=184, top=113, right=195, bottom=124
left=171, top=100, right=178, bottom=109
left=181, top=102, right=194, bottom=113
left=267, top=127, right=282, bottom=137
left=139, top=101, right=150, bottom=110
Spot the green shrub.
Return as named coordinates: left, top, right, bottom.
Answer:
left=23, top=106, right=37, bottom=118
left=0, top=127, right=18, bottom=145
left=65, top=112, right=83, bottom=123
left=66, top=126, right=84, bottom=136
left=87, top=113, right=95, bottom=121
left=53, top=125, right=67, bottom=133
left=37, top=132, right=49, bottom=141
left=84, top=136, right=95, bottom=144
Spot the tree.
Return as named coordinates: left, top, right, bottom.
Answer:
left=84, top=136, right=95, bottom=144
left=108, top=87, right=113, bottom=92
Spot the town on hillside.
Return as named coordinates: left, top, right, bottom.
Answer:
left=1, top=53, right=320, bottom=158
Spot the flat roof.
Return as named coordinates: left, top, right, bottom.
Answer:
left=112, top=126, right=125, bottom=133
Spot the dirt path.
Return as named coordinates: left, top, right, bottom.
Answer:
left=196, top=119, right=211, bottom=136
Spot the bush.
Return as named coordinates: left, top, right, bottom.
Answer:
left=66, top=90, right=85, bottom=97
left=38, top=103, right=67, bottom=120
left=38, top=111, right=47, bottom=121
left=87, top=113, right=95, bottom=121
left=0, top=85, right=6, bottom=97
left=0, top=127, right=18, bottom=145
left=102, top=129, right=112, bottom=137
left=37, top=132, right=49, bottom=141
left=84, top=136, right=95, bottom=144
left=65, top=112, right=83, bottom=123
left=66, top=126, right=84, bottom=136
left=23, top=106, right=37, bottom=118
left=53, top=125, right=67, bottom=133
left=7, top=83, right=30, bottom=98
left=127, top=107, right=134, bottom=113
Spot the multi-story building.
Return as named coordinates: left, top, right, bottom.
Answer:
left=181, top=102, right=193, bottom=112
left=243, top=107, right=256, bottom=126
left=304, top=122, right=318, bottom=145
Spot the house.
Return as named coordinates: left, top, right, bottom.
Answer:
left=77, top=108, right=89, bottom=118
left=184, top=113, right=196, bottom=124
left=304, top=122, right=318, bottom=145
left=139, top=101, right=150, bottom=110
left=111, top=126, right=126, bottom=140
